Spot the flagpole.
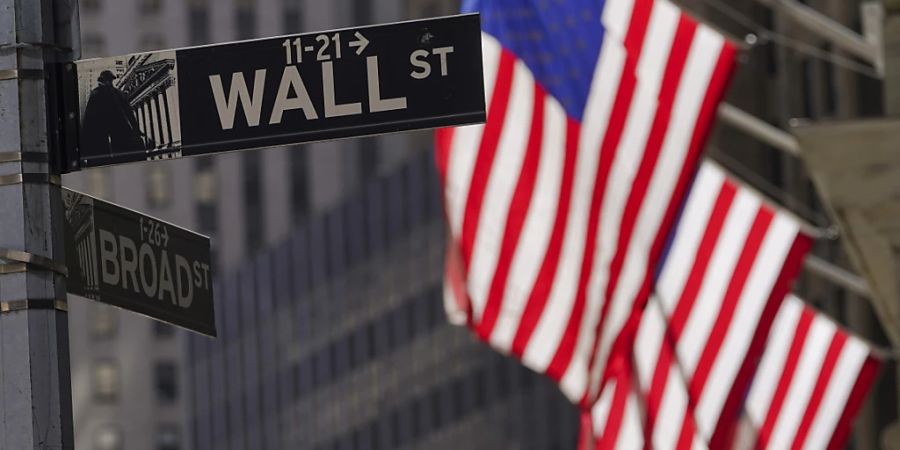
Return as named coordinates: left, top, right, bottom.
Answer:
left=752, top=0, right=881, bottom=71
left=0, top=0, right=77, bottom=447
left=804, top=255, right=872, bottom=298
left=716, top=103, right=800, bottom=156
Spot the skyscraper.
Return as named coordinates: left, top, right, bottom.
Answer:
left=187, top=151, right=582, bottom=449
left=66, top=1, right=428, bottom=449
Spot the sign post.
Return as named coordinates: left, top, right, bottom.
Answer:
left=61, top=14, right=485, bottom=171
left=63, top=189, right=216, bottom=336
left=0, top=0, right=77, bottom=447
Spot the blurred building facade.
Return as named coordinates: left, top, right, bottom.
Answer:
left=66, top=0, right=430, bottom=449
left=64, top=0, right=899, bottom=449
left=188, top=152, right=580, bottom=449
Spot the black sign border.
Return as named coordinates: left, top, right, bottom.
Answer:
left=60, top=13, right=485, bottom=172
left=63, top=188, right=217, bottom=337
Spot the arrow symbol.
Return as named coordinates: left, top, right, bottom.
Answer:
left=349, top=31, right=369, bottom=55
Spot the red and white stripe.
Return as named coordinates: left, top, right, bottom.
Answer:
left=631, top=297, right=709, bottom=450
left=737, top=295, right=881, bottom=450
left=586, top=363, right=647, bottom=450
left=634, top=162, right=812, bottom=447
left=583, top=299, right=710, bottom=450
left=437, top=0, right=736, bottom=407
left=581, top=11, right=736, bottom=406
left=582, top=162, right=812, bottom=449
left=579, top=295, right=881, bottom=450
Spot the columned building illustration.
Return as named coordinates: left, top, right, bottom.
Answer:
left=116, top=54, right=182, bottom=158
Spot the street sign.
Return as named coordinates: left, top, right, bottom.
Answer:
left=60, top=14, right=485, bottom=172
left=63, top=188, right=216, bottom=336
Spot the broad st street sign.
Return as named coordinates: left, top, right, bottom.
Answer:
left=63, top=188, right=216, bottom=336
left=60, top=14, right=485, bottom=171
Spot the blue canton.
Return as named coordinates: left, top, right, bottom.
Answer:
left=463, top=0, right=606, bottom=121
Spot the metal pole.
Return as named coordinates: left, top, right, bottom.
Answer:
left=717, top=103, right=801, bottom=156
left=754, top=0, right=881, bottom=69
left=0, top=0, right=78, bottom=448
left=803, top=255, right=873, bottom=299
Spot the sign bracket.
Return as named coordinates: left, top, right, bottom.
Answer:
left=0, top=173, right=61, bottom=186
left=0, top=248, right=69, bottom=276
left=0, top=151, right=50, bottom=163
left=0, top=298, right=68, bottom=314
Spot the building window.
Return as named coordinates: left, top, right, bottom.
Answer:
left=369, top=421, right=381, bottom=450
left=139, top=0, right=163, bottom=15
left=243, top=153, right=263, bottom=251
left=451, top=378, right=465, bottom=421
left=138, top=33, right=165, bottom=52
left=82, top=0, right=102, bottom=13
left=93, top=360, right=119, bottom=403
left=187, top=0, right=209, bottom=45
left=473, top=368, right=487, bottom=408
left=193, top=156, right=218, bottom=235
left=85, top=168, right=111, bottom=199
left=390, top=307, right=408, bottom=348
left=389, top=410, right=401, bottom=448
left=197, top=202, right=217, bottom=234
left=353, top=0, right=371, bottom=25
left=154, top=361, right=178, bottom=403
left=156, top=424, right=180, bottom=450
left=430, top=388, right=442, bottom=430
left=366, top=322, right=377, bottom=359
left=82, top=33, right=106, bottom=59
left=90, top=304, right=118, bottom=339
left=283, top=1, right=302, bottom=33
left=495, top=357, right=510, bottom=400
left=154, top=321, right=175, bottom=338
left=94, top=425, right=123, bottom=450
left=411, top=399, right=422, bottom=439
left=290, top=148, right=308, bottom=222
left=358, top=138, right=379, bottom=180
left=236, top=0, right=256, bottom=40
left=147, top=165, right=172, bottom=209
left=288, top=363, right=304, bottom=400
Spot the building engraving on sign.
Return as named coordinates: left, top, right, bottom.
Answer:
left=76, top=51, right=182, bottom=162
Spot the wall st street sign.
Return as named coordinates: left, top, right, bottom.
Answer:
left=60, top=14, right=485, bottom=171
left=63, top=189, right=216, bottom=336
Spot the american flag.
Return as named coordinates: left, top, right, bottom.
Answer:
left=738, top=295, right=881, bottom=449
left=435, top=0, right=882, bottom=448
left=633, top=161, right=812, bottom=447
left=577, top=163, right=880, bottom=450
left=436, top=0, right=736, bottom=405
left=585, top=296, right=880, bottom=450
left=586, top=300, right=697, bottom=450
left=584, top=161, right=815, bottom=449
